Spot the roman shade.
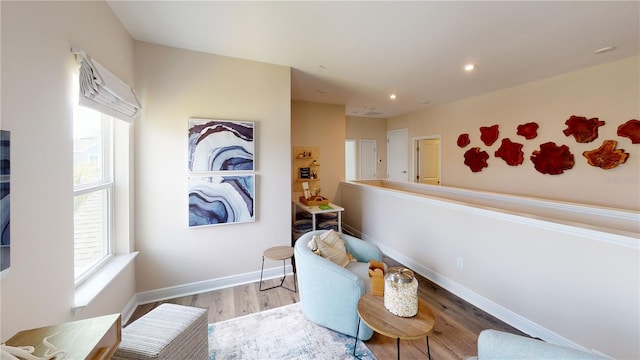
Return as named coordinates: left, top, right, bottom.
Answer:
left=72, top=48, right=141, bottom=123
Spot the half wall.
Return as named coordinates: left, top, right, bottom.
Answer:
left=339, top=180, right=639, bottom=359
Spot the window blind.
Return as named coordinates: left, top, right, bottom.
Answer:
left=72, top=48, right=141, bottom=123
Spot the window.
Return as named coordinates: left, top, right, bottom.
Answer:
left=73, top=95, right=114, bottom=284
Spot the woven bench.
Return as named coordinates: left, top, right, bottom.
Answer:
left=113, top=303, right=209, bottom=360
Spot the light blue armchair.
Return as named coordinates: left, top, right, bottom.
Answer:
left=467, top=330, right=609, bottom=359
left=294, top=230, right=382, bottom=340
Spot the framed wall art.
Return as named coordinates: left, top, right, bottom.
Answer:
left=188, top=175, right=255, bottom=227
left=188, top=118, right=254, bottom=173
left=1, top=130, right=10, bottom=271
left=187, top=118, right=256, bottom=228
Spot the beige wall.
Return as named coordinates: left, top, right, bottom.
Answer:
left=0, top=1, right=136, bottom=339
left=134, top=42, right=291, bottom=292
left=345, top=116, right=387, bottom=179
left=388, top=56, right=640, bottom=210
left=291, top=101, right=345, bottom=201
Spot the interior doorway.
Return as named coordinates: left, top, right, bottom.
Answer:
left=345, top=139, right=356, bottom=181
left=413, top=136, right=441, bottom=185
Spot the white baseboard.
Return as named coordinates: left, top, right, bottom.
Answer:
left=121, top=265, right=294, bottom=325
left=342, top=223, right=591, bottom=352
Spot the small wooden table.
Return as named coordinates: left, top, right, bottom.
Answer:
left=259, top=245, right=296, bottom=292
left=4, top=313, right=121, bottom=360
left=355, top=294, right=435, bottom=360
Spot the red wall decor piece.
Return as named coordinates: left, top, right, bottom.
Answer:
left=480, top=125, right=499, bottom=146
left=516, top=122, right=539, bottom=139
left=457, top=133, right=471, bottom=148
left=494, top=138, right=524, bottom=166
left=562, top=115, right=604, bottom=143
left=617, top=119, right=640, bottom=144
left=583, top=140, right=629, bottom=170
left=530, top=142, right=575, bottom=175
left=463, top=147, right=490, bottom=172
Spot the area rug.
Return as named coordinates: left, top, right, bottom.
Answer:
left=208, top=302, right=376, bottom=360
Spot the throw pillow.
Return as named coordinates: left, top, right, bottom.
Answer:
left=315, top=230, right=350, bottom=267
left=308, top=236, right=321, bottom=255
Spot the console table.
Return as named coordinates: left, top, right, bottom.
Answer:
left=293, top=201, right=344, bottom=233
left=4, top=313, right=121, bottom=360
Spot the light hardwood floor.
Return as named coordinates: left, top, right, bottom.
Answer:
left=128, top=255, right=526, bottom=359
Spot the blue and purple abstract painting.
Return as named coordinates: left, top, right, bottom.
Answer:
left=188, top=175, right=255, bottom=227
left=1, top=130, right=10, bottom=271
left=188, top=119, right=254, bottom=173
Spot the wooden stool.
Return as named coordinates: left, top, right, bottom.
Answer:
left=259, top=245, right=296, bottom=292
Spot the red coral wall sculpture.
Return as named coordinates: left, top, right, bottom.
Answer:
left=480, top=125, right=499, bottom=146
left=583, top=140, right=629, bottom=170
left=617, top=119, right=640, bottom=144
left=464, top=147, right=490, bottom=172
left=516, top=122, right=539, bottom=139
left=563, top=115, right=605, bottom=143
left=495, top=138, right=524, bottom=166
left=530, top=142, right=575, bottom=175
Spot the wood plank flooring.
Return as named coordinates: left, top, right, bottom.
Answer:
left=128, top=254, right=526, bottom=359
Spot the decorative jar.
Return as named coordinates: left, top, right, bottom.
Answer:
left=383, top=267, right=418, bottom=317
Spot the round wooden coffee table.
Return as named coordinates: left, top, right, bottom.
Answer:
left=354, top=293, right=435, bottom=359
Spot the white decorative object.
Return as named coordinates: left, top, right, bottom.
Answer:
left=384, top=267, right=419, bottom=317
left=1, top=334, right=66, bottom=360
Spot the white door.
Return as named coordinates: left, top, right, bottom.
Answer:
left=417, top=138, right=440, bottom=185
left=360, top=140, right=377, bottom=179
left=387, top=129, right=408, bottom=181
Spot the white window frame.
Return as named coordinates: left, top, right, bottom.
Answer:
left=73, top=111, right=115, bottom=285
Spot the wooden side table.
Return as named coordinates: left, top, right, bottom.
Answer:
left=259, top=245, right=296, bottom=292
left=4, top=313, right=121, bottom=360
left=355, top=293, right=435, bottom=360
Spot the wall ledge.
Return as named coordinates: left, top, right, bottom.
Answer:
left=343, top=180, right=639, bottom=247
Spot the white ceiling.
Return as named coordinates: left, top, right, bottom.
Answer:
left=107, top=1, right=639, bottom=119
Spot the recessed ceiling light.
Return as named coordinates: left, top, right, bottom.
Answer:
left=595, top=46, right=616, bottom=55
left=389, top=94, right=397, bottom=100
left=464, top=63, right=476, bottom=72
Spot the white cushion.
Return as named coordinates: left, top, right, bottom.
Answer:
left=315, top=230, right=350, bottom=267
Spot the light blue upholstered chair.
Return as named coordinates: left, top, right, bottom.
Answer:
left=294, top=230, right=382, bottom=340
left=467, top=330, right=609, bottom=360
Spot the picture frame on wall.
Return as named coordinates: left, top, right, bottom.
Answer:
left=188, top=118, right=254, bottom=173
left=1, top=130, right=10, bottom=272
left=188, top=175, right=255, bottom=227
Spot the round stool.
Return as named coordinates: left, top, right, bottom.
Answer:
left=259, top=246, right=296, bottom=292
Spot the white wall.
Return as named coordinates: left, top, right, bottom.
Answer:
left=388, top=56, right=640, bottom=211
left=340, top=181, right=639, bottom=359
left=133, top=42, right=291, bottom=293
left=0, top=1, right=136, bottom=340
